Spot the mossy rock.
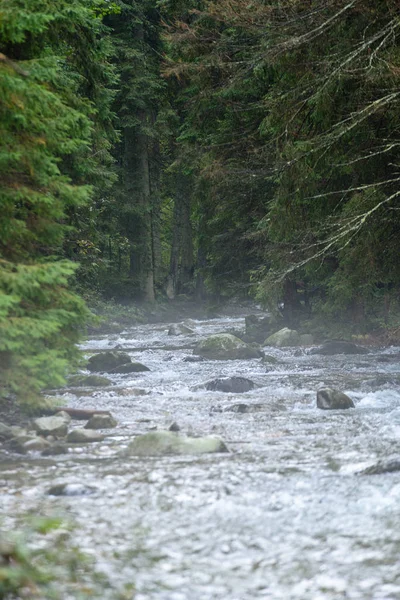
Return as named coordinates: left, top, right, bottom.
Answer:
left=125, top=431, right=229, bottom=456
left=264, top=328, right=301, bottom=347
left=193, top=334, right=262, bottom=360
left=87, top=351, right=131, bottom=373
left=68, top=375, right=112, bottom=387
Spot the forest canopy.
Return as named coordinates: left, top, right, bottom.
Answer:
left=1, top=0, right=400, bottom=402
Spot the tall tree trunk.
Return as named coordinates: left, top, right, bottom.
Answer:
left=166, top=172, right=194, bottom=299
left=150, top=133, right=162, bottom=290
left=124, top=117, right=155, bottom=302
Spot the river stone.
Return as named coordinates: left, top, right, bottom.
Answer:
left=68, top=374, right=112, bottom=387
left=117, top=388, right=149, bottom=397
left=42, top=442, right=69, bottom=456
left=310, top=340, right=369, bottom=355
left=85, top=414, right=118, bottom=429
left=6, top=435, right=37, bottom=454
left=23, top=437, right=51, bottom=453
left=317, top=388, right=355, bottom=410
left=193, top=334, right=262, bottom=360
left=0, top=422, right=14, bottom=441
left=33, top=416, right=69, bottom=438
left=360, top=458, right=400, bottom=475
left=261, top=354, right=278, bottom=365
left=168, top=323, right=194, bottom=336
left=225, top=403, right=264, bottom=413
left=48, top=483, right=97, bottom=496
left=183, top=355, right=204, bottom=363
left=125, top=431, right=229, bottom=456
left=264, top=328, right=301, bottom=347
left=87, top=351, right=132, bottom=372
left=169, top=422, right=180, bottom=432
left=110, top=362, right=150, bottom=374
left=202, top=376, right=256, bottom=393
left=66, top=429, right=105, bottom=443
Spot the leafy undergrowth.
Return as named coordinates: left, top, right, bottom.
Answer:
left=0, top=515, right=134, bottom=599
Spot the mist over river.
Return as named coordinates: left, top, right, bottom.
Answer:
left=1, top=310, right=400, bottom=599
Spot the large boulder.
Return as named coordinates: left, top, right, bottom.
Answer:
left=125, top=431, right=229, bottom=456
left=193, top=334, right=262, bottom=360
left=264, top=328, right=301, bottom=347
left=198, top=376, right=256, bottom=393
left=87, top=351, right=132, bottom=372
left=316, top=388, right=355, bottom=410
left=245, top=314, right=274, bottom=343
left=32, top=416, right=69, bottom=438
left=310, top=341, right=369, bottom=355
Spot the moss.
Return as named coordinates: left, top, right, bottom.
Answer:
left=68, top=375, right=112, bottom=387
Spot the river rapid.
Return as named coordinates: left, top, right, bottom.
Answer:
left=1, top=310, right=400, bottom=599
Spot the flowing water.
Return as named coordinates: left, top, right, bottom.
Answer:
left=1, top=311, right=400, bottom=599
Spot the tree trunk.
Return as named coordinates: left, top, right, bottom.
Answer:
left=167, top=172, right=194, bottom=298
left=123, top=117, right=155, bottom=302
left=150, top=134, right=162, bottom=289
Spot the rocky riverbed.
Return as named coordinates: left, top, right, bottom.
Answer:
left=1, top=309, right=400, bottom=599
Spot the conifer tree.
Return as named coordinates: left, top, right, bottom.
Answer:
left=0, top=0, right=116, bottom=403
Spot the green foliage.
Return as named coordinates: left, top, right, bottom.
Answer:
left=0, top=260, right=90, bottom=404
left=164, top=0, right=400, bottom=326
left=0, top=515, right=125, bottom=598
left=0, top=0, right=115, bottom=403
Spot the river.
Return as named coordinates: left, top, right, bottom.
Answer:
left=1, top=310, right=400, bottom=599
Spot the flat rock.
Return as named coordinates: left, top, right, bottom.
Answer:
left=125, top=431, right=229, bottom=456
left=32, top=416, right=69, bottom=438
left=310, top=340, right=369, bottom=355
left=225, top=403, right=264, bottom=413
left=87, top=351, right=132, bottom=372
left=200, top=376, right=256, bottom=393
left=85, top=414, right=118, bottom=429
left=194, top=334, right=262, bottom=360
left=183, top=355, right=204, bottom=363
left=66, top=429, right=105, bottom=443
left=317, top=388, right=355, bottom=410
left=110, top=362, right=150, bottom=374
